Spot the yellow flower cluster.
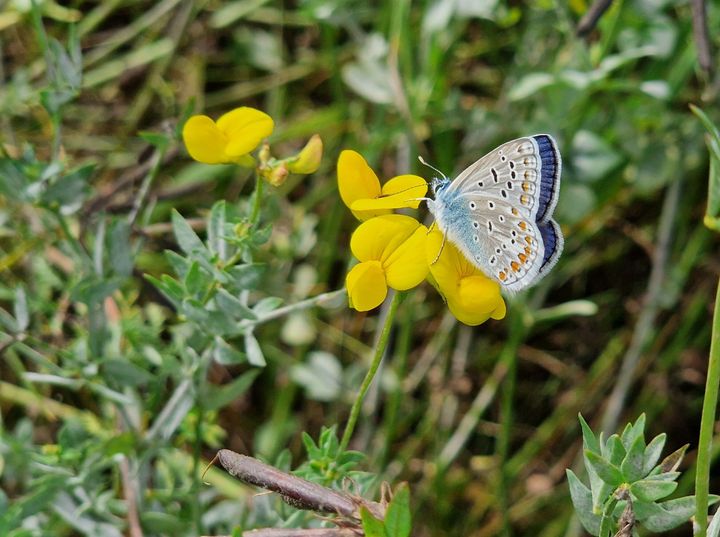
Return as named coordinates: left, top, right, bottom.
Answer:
left=339, top=150, right=505, bottom=326
left=182, top=106, right=322, bottom=186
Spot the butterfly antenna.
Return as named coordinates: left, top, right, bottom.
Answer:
left=418, top=156, right=448, bottom=181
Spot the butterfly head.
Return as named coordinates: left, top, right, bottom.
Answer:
left=431, top=176, right=450, bottom=196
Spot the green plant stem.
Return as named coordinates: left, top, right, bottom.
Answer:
left=695, top=278, right=720, bottom=537
left=249, top=172, right=264, bottom=226
left=339, top=292, right=401, bottom=454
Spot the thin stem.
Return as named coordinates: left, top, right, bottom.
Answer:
left=694, top=278, right=720, bottom=537
left=249, top=172, right=264, bottom=226
left=339, top=292, right=401, bottom=454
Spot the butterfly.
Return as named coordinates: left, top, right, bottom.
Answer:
left=426, top=134, right=563, bottom=292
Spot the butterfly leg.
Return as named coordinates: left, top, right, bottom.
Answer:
left=431, top=231, right=447, bottom=265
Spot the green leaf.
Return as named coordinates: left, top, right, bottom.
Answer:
left=620, top=434, right=645, bottom=482
left=642, top=433, right=666, bottom=476
left=171, top=209, right=206, bottom=256
left=108, top=219, right=133, bottom=278
left=585, top=450, right=624, bottom=487
left=208, top=201, right=227, bottom=261
left=633, top=499, right=692, bottom=532
left=101, top=359, right=153, bottom=387
left=361, top=506, right=386, bottom=537
left=226, top=264, right=264, bottom=291
left=214, top=289, right=257, bottom=321
left=690, top=105, right=720, bottom=233
left=630, top=479, right=677, bottom=502
left=145, top=274, right=183, bottom=306
left=204, top=369, right=260, bottom=411
left=579, top=414, right=600, bottom=454
left=212, top=337, right=246, bottom=365
left=384, top=483, right=411, bottom=537
left=13, top=287, right=29, bottom=332
left=571, top=130, right=623, bottom=182
left=244, top=331, right=266, bottom=367
left=253, top=296, right=283, bottom=315
left=184, top=261, right=206, bottom=297
left=604, top=434, right=626, bottom=467
left=567, top=469, right=601, bottom=535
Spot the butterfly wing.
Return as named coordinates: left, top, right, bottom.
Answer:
left=436, top=135, right=563, bottom=291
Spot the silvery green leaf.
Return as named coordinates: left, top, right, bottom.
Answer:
left=13, top=287, right=28, bottom=332
left=171, top=209, right=206, bottom=256
left=567, top=470, right=601, bottom=535
left=204, top=369, right=260, bottom=411
left=620, top=435, right=645, bottom=483
left=253, top=297, right=283, bottom=315
left=207, top=200, right=227, bottom=261
left=579, top=414, right=600, bottom=454
left=571, top=130, right=623, bottom=182
left=508, top=72, right=555, bottom=101
left=164, top=250, right=191, bottom=279
left=630, top=479, right=677, bottom=502
left=290, top=351, right=342, bottom=402
left=604, top=434, right=626, bottom=467
left=633, top=499, right=692, bottom=532
left=642, top=433, right=666, bottom=476
left=214, top=289, right=257, bottom=321
left=244, top=331, right=266, bottom=367
left=212, top=337, right=246, bottom=365
left=586, top=451, right=624, bottom=487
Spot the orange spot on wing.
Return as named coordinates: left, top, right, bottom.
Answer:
left=519, top=253, right=528, bottom=264
left=520, top=195, right=529, bottom=205
left=525, top=236, right=532, bottom=245
left=511, top=261, right=520, bottom=272
left=498, top=271, right=507, bottom=281
left=525, top=245, right=532, bottom=255
left=511, top=208, right=519, bottom=216
left=519, top=221, right=527, bottom=231
left=522, top=182, right=530, bottom=192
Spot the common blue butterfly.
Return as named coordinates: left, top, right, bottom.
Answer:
left=426, top=134, right=563, bottom=292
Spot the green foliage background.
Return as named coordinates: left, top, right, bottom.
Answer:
left=0, top=0, right=718, bottom=536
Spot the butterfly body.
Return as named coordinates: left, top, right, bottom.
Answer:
left=427, top=134, right=563, bottom=292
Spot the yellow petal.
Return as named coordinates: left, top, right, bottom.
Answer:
left=337, top=150, right=382, bottom=211
left=380, top=174, right=428, bottom=208
left=445, top=275, right=505, bottom=326
left=346, top=261, right=387, bottom=311
left=217, top=107, right=274, bottom=157
left=182, top=115, right=228, bottom=164
left=384, top=226, right=429, bottom=290
left=350, top=215, right=421, bottom=264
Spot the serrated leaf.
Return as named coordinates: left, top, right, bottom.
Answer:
left=244, top=331, right=266, bottom=367
left=204, top=369, right=260, bottom=411
left=642, top=433, right=666, bottom=476
left=567, top=470, right=601, bottom=535
left=630, top=479, right=677, bottom=502
left=659, top=444, right=688, bottom=473
left=361, top=506, right=386, bottom=537
left=579, top=414, right=601, bottom=454
left=384, top=483, right=411, bottom=537
left=586, top=450, right=624, bottom=487
left=171, top=210, right=206, bottom=256
left=208, top=201, right=227, bottom=261
left=620, top=435, right=645, bottom=483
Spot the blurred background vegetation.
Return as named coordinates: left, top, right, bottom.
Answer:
left=0, top=0, right=719, bottom=535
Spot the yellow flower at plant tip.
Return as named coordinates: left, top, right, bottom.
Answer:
left=346, top=215, right=429, bottom=311
left=286, top=134, right=323, bottom=174
left=182, top=107, right=273, bottom=166
left=337, top=150, right=428, bottom=221
left=426, top=228, right=506, bottom=326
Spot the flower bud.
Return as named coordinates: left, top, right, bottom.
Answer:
left=286, top=134, right=323, bottom=174
left=265, top=163, right=289, bottom=187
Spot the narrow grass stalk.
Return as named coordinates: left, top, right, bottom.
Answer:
left=339, top=292, right=401, bottom=454
left=250, top=172, right=264, bottom=226
left=694, top=278, right=720, bottom=537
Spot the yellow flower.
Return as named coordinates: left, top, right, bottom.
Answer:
left=426, top=229, right=506, bottom=326
left=346, top=215, right=429, bottom=311
left=182, top=107, right=274, bottom=166
left=286, top=134, right=323, bottom=174
left=337, top=150, right=428, bottom=221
